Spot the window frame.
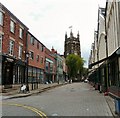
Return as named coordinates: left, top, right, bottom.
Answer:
left=0, top=35, right=2, bottom=52
left=41, top=45, right=44, bottom=52
left=29, top=51, right=34, bottom=60
left=37, top=42, right=39, bottom=49
left=19, top=27, right=23, bottom=39
left=41, top=57, right=44, bottom=64
left=36, top=55, right=39, bottom=62
left=0, top=11, right=3, bottom=26
left=9, top=40, right=14, bottom=55
left=10, top=20, right=15, bottom=33
left=30, top=36, right=34, bottom=45
left=18, top=45, right=23, bottom=59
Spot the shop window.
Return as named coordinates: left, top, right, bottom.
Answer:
left=50, top=63, right=53, bottom=72
left=36, top=69, right=40, bottom=83
left=17, top=66, right=24, bottom=84
left=33, top=68, right=37, bottom=82
left=28, top=67, right=32, bottom=82
left=109, top=60, right=118, bottom=86
left=40, top=70, right=44, bottom=83
left=45, top=61, right=49, bottom=72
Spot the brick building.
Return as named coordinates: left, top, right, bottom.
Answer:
left=44, top=47, right=56, bottom=83
left=61, top=55, right=68, bottom=82
left=0, top=3, right=29, bottom=88
left=0, top=2, right=61, bottom=90
left=51, top=47, right=65, bottom=83
left=27, top=32, right=45, bottom=89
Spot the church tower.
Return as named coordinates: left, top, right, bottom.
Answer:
left=64, top=30, right=81, bottom=58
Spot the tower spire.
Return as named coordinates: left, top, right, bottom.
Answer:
left=69, top=26, right=73, bottom=39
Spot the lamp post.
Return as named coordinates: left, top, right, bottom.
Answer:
left=26, top=52, right=29, bottom=92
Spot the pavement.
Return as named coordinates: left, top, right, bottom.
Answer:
left=1, top=82, right=120, bottom=117
left=105, top=95, right=119, bottom=117
left=1, top=83, right=66, bottom=99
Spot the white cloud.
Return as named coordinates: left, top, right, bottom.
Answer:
left=1, top=0, right=106, bottom=67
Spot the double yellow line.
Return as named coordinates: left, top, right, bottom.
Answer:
left=2, top=102, right=47, bottom=118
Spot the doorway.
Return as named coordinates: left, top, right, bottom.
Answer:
left=4, top=62, right=13, bottom=88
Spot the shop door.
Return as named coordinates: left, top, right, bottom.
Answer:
left=4, top=62, right=13, bottom=87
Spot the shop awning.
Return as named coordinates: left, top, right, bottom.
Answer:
left=89, top=47, right=120, bottom=69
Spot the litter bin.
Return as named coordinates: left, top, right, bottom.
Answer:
left=115, top=97, right=120, bottom=115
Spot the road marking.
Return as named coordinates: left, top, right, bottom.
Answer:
left=2, top=102, right=47, bottom=118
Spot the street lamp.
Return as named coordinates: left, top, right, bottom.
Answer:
left=26, top=52, right=29, bottom=92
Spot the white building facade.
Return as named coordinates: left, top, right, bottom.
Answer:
left=105, top=0, right=120, bottom=97
left=89, top=0, right=120, bottom=97
left=89, top=1, right=120, bottom=98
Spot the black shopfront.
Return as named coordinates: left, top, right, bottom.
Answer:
left=2, top=55, right=26, bottom=88
left=89, top=48, right=120, bottom=97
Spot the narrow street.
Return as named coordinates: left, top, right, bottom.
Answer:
left=1, top=1, right=120, bottom=117
left=2, top=83, right=113, bottom=116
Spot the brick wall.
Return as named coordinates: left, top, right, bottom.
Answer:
left=27, top=32, right=45, bottom=69
left=2, top=4, right=28, bottom=61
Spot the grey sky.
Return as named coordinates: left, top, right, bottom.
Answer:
left=1, top=0, right=106, bottom=67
